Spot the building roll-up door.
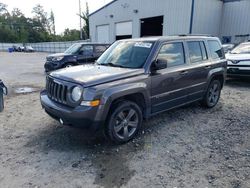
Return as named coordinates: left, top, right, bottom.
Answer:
left=115, top=21, right=132, bottom=40
left=96, top=25, right=110, bottom=43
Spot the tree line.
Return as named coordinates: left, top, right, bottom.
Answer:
left=0, top=2, right=89, bottom=43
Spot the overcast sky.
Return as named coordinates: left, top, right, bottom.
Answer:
left=1, top=0, right=113, bottom=34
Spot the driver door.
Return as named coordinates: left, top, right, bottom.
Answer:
left=77, top=45, right=95, bottom=64
left=151, top=42, right=191, bottom=114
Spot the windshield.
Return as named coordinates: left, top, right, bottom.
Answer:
left=64, top=43, right=82, bottom=54
left=231, top=43, right=250, bottom=54
left=97, top=41, right=154, bottom=68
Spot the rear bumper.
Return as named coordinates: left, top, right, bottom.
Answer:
left=40, top=90, right=103, bottom=132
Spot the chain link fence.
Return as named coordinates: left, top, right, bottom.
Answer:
left=0, top=40, right=90, bottom=53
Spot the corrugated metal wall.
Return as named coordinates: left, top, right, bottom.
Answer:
left=89, top=0, right=223, bottom=43
left=221, top=0, right=250, bottom=43
left=192, top=0, right=223, bottom=36
left=0, top=40, right=89, bottom=53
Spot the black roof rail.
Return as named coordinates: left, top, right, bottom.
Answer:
left=177, top=34, right=215, bottom=37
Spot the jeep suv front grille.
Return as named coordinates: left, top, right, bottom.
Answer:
left=46, top=78, right=67, bottom=104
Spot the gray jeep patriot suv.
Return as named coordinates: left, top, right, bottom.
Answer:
left=40, top=36, right=227, bottom=143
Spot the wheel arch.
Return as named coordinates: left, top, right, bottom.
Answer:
left=97, top=83, right=151, bottom=125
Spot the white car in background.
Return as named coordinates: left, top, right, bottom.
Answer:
left=226, top=42, right=250, bottom=77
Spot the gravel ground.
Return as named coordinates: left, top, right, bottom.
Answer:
left=0, top=52, right=249, bottom=188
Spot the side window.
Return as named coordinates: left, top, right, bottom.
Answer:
left=187, top=41, right=208, bottom=63
left=95, top=45, right=107, bottom=53
left=157, top=42, right=185, bottom=68
left=80, top=45, right=94, bottom=55
left=208, top=40, right=224, bottom=59
left=200, top=42, right=208, bottom=60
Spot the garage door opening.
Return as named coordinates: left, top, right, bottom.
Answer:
left=116, top=21, right=132, bottom=41
left=140, top=16, right=163, bottom=37
left=96, top=25, right=110, bottom=43
left=116, top=35, right=132, bottom=40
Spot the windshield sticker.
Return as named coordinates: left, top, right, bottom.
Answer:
left=134, top=42, right=152, bottom=48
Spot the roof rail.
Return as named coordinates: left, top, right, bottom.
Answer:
left=178, top=34, right=215, bottom=37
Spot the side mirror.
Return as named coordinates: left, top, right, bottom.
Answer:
left=152, top=58, right=167, bottom=71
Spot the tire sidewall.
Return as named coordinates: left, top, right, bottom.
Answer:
left=205, top=80, right=221, bottom=108
left=107, top=101, right=143, bottom=143
left=64, top=63, right=74, bottom=68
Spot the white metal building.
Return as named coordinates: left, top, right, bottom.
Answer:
left=89, top=0, right=250, bottom=44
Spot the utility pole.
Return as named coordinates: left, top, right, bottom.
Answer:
left=79, top=0, right=83, bottom=40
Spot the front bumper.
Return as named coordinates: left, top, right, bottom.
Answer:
left=227, top=67, right=250, bottom=77
left=44, top=62, right=61, bottom=72
left=40, top=90, right=103, bottom=131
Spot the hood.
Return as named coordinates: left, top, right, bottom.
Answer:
left=47, top=53, right=72, bottom=57
left=226, top=53, right=250, bottom=61
left=50, top=64, right=144, bottom=87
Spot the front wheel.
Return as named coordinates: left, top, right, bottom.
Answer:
left=202, top=80, right=222, bottom=108
left=106, top=101, right=143, bottom=144
left=64, top=63, right=74, bottom=68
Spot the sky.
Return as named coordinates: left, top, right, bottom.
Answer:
left=1, top=0, right=113, bottom=34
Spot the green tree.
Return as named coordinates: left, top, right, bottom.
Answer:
left=49, top=10, right=56, bottom=35
left=80, top=2, right=89, bottom=39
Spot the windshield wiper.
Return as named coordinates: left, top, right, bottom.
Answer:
left=99, top=63, right=126, bottom=68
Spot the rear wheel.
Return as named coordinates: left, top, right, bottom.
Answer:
left=106, top=101, right=142, bottom=144
left=202, top=80, right=222, bottom=108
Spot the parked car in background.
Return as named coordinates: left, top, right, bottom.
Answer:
left=226, top=42, right=250, bottom=77
left=222, top=43, right=235, bottom=53
left=17, top=46, right=25, bottom=52
left=13, top=45, right=19, bottom=52
left=44, top=43, right=110, bottom=72
left=24, top=46, right=35, bottom=52
left=0, top=80, right=8, bottom=112
left=41, top=36, right=227, bottom=143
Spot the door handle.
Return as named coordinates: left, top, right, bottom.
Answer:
left=180, top=71, right=188, bottom=75
left=205, top=65, right=211, bottom=69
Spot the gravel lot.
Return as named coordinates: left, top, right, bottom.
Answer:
left=0, top=52, right=249, bottom=188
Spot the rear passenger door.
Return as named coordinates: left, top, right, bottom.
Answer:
left=184, top=40, right=211, bottom=101
left=151, top=42, right=191, bottom=113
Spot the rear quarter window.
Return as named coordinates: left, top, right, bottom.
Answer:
left=208, top=40, right=224, bottom=59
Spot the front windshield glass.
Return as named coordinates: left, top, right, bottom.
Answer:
left=231, top=43, right=250, bottom=54
left=64, top=43, right=82, bottom=54
left=97, top=41, right=154, bottom=68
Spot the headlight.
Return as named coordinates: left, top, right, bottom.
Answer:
left=52, top=56, right=64, bottom=61
left=71, top=86, right=82, bottom=102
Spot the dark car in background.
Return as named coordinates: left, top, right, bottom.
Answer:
left=12, top=45, right=34, bottom=52
left=44, top=43, right=110, bottom=72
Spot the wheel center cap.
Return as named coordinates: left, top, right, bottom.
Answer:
left=123, top=119, right=128, bottom=126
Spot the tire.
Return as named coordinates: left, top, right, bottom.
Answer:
left=64, top=63, right=74, bottom=68
left=202, top=80, right=222, bottom=108
left=106, top=100, right=143, bottom=144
